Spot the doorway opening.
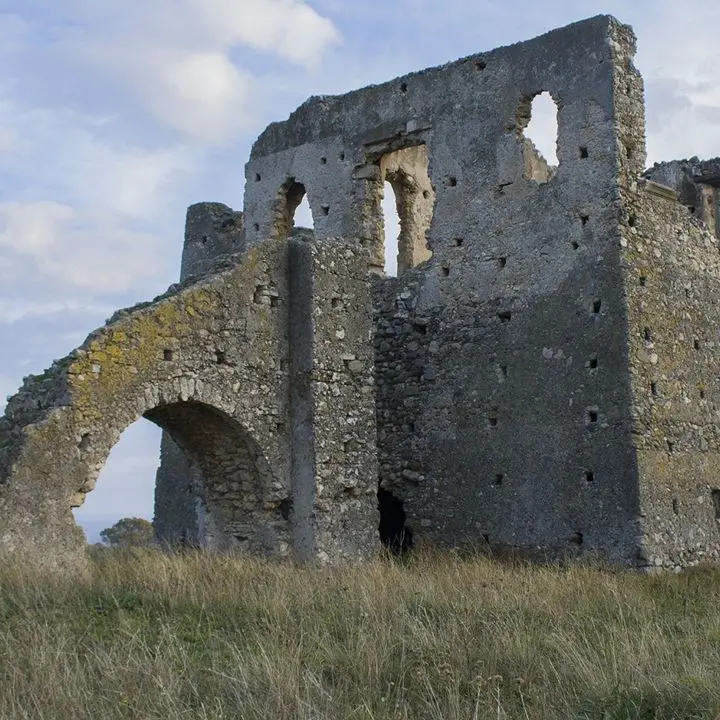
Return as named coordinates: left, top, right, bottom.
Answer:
left=378, top=485, right=413, bottom=554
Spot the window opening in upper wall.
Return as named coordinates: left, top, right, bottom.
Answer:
left=377, top=144, right=435, bottom=277
left=272, top=178, right=313, bottom=240
left=517, top=91, right=559, bottom=183
left=382, top=182, right=400, bottom=276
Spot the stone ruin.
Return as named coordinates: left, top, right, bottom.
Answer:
left=2, top=15, right=720, bottom=571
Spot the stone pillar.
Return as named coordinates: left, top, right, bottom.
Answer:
left=288, top=237, right=379, bottom=562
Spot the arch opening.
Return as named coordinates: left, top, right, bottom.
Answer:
left=272, top=178, right=314, bottom=240
left=517, top=91, right=559, bottom=183
left=72, top=400, right=284, bottom=553
left=370, top=144, right=435, bottom=276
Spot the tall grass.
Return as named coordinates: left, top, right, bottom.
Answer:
left=1, top=549, right=719, bottom=719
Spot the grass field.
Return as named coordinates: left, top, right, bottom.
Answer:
left=1, top=548, right=719, bottom=719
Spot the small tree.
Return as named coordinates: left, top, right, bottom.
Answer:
left=99, top=517, right=154, bottom=548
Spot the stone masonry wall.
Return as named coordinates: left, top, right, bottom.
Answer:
left=154, top=202, right=246, bottom=546
left=243, top=15, right=645, bottom=561
left=621, top=181, right=720, bottom=569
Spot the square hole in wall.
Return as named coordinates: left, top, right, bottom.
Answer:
left=639, top=275, right=647, bottom=287
left=254, top=173, right=261, bottom=182
left=586, top=355, right=598, bottom=370
left=488, top=408, right=499, bottom=427
left=320, top=157, right=327, bottom=165
left=441, top=266, right=450, bottom=277
left=454, top=238, right=464, bottom=247
left=448, top=176, right=457, bottom=187
left=498, top=310, right=512, bottom=323
left=163, top=349, right=173, bottom=361
left=497, top=257, right=507, bottom=269
left=651, top=382, right=658, bottom=397
left=585, top=408, right=599, bottom=425
left=584, top=470, right=594, bottom=483
left=571, top=240, right=580, bottom=250
left=591, top=299, right=602, bottom=315
left=580, top=215, right=590, bottom=226
left=580, top=146, right=589, bottom=159
left=492, top=473, right=504, bottom=486
left=321, top=205, right=330, bottom=216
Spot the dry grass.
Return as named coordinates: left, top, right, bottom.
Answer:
left=1, top=548, right=719, bottom=719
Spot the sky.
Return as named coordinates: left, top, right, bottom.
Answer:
left=1, top=0, right=719, bottom=541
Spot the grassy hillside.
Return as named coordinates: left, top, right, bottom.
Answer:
left=1, top=549, right=719, bottom=719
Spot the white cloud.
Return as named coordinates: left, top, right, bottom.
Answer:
left=0, top=201, right=165, bottom=293
left=60, top=0, right=340, bottom=143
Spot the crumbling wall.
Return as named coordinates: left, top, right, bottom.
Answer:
left=644, top=159, right=720, bottom=239
left=621, top=180, right=720, bottom=569
left=0, top=235, right=379, bottom=569
left=154, top=201, right=246, bottom=546
left=244, top=15, right=645, bottom=561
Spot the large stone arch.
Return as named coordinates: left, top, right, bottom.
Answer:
left=0, top=241, right=292, bottom=569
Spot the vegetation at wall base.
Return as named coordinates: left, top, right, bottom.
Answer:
left=0, top=548, right=718, bottom=719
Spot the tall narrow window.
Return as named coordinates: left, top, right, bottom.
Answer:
left=517, top=91, right=559, bottom=183
left=375, top=144, right=434, bottom=277
left=272, top=178, right=312, bottom=239
left=382, top=181, right=400, bottom=276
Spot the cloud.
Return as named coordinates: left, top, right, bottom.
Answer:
left=51, top=0, right=340, bottom=143
left=0, top=201, right=165, bottom=293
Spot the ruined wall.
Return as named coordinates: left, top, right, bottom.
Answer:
left=621, top=180, right=720, bottom=569
left=644, top=159, right=720, bottom=239
left=244, top=15, right=645, bottom=562
left=154, top=202, right=246, bottom=546
left=0, top=236, right=379, bottom=568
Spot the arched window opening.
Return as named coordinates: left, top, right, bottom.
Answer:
left=294, top=194, right=314, bottom=233
left=376, top=144, right=434, bottom=277
left=517, top=91, right=559, bottom=183
left=382, top=181, right=400, bottom=276
left=272, top=178, right=314, bottom=240
left=72, top=418, right=161, bottom=544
